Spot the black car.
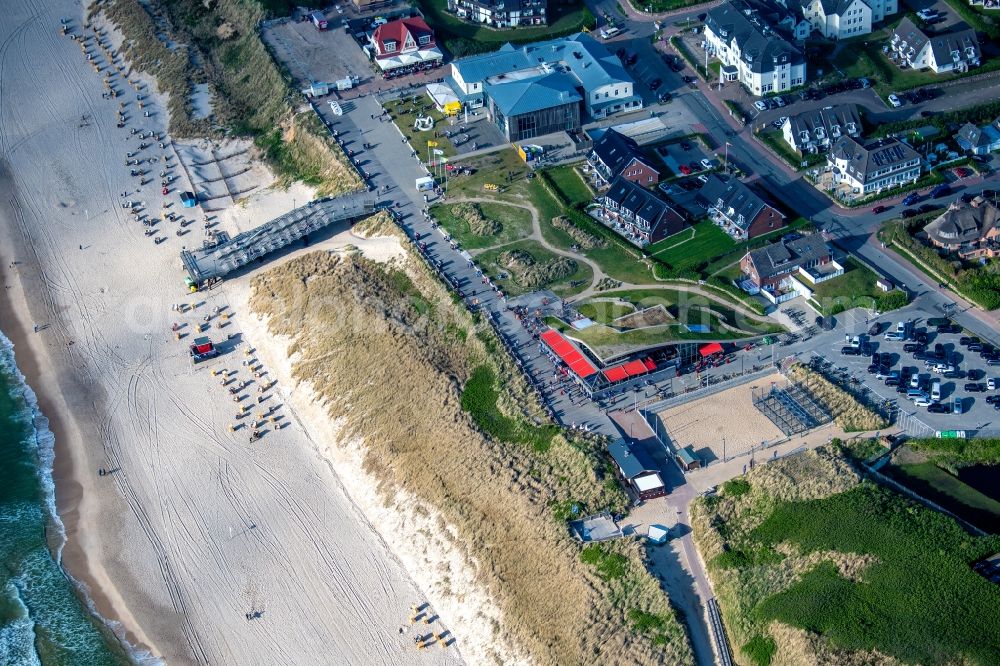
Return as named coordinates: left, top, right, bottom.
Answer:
left=914, top=351, right=930, bottom=361
left=842, top=346, right=861, bottom=355
left=916, top=331, right=929, bottom=344
left=968, top=368, right=984, bottom=381
left=658, top=92, right=672, bottom=103
left=969, top=343, right=984, bottom=352
left=943, top=370, right=964, bottom=379
left=966, top=382, right=985, bottom=392
left=960, top=336, right=971, bottom=346
left=937, top=324, right=961, bottom=334
left=885, top=377, right=901, bottom=386
left=987, top=395, right=1000, bottom=404
left=917, top=204, right=938, bottom=214
left=989, top=358, right=1000, bottom=366
left=867, top=363, right=879, bottom=373
left=928, top=402, right=949, bottom=414
left=901, top=208, right=918, bottom=219
left=649, top=78, right=662, bottom=90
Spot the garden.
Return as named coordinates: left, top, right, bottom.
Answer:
left=808, top=257, right=908, bottom=314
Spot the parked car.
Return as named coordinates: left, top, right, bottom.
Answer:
left=989, top=377, right=999, bottom=390
left=842, top=346, right=861, bottom=355
left=988, top=394, right=1000, bottom=404
left=902, top=192, right=921, bottom=206
left=904, top=343, right=923, bottom=353
left=658, top=92, right=672, bottom=103
left=965, top=382, right=984, bottom=392
left=754, top=100, right=768, bottom=112
left=888, top=94, right=902, bottom=107
left=649, top=78, right=662, bottom=90
left=773, top=95, right=785, bottom=107
left=930, top=184, right=951, bottom=199
left=917, top=8, right=939, bottom=20
left=901, top=208, right=918, bottom=218
left=913, top=395, right=933, bottom=407
left=696, top=174, right=709, bottom=184
left=679, top=164, right=692, bottom=175
left=917, top=203, right=938, bottom=214
left=955, top=167, right=972, bottom=178
left=700, top=158, right=713, bottom=170
left=928, top=402, right=949, bottom=414
left=872, top=205, right=888, bottom=214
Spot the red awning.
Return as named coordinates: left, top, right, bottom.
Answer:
left=643, top=358, right=657, bottom=371
left=622, top=359, right=649, bottom=377
left=603, top=366, right=629, bottom=382
left=541, top=328, right=598, bottom=379
left=699, top=342, right=723, bottom=357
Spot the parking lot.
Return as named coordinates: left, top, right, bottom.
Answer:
left=654, top=138, right=715, bottom=179
left=822, top=317, right=1000, bottom=434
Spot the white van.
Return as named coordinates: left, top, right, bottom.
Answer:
left=931, top=380, right=942, bottom=401
left=600, top=26, right=622, bottom=39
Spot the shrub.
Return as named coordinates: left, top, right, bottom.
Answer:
left=742, top=635, right=777, bottom=666
left=454, top=202, right=501, bottom=236
left=722, top=477, right=751, bottom=497
left=580, top=544, right=629, bottom=580
left=552, top=216, right=606, bottom=249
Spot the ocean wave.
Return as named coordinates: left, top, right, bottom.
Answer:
left=0, top=332, right=65, bottom=563
left=0, top=581, right=42, bottom=666
left=0, top=331, right=163, bottom=665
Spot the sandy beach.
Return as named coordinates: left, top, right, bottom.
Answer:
left=0, top=1, right=470, bottom=662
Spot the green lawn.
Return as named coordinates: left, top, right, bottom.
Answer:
left=577, top=301, right=635, bottom=324
left=700, top=218, right=814, bottom=278
left=749, top=483, right=1000, bottom=664
left=584, top=288, right=781, bottom=335
left=430, top=201, right=533, bottom=250
left=545, top=165, right=593, bottom=206
left=648, top=221, right=737, bottom=273
left=637, top=0, right=715, bottom=12
left=886, top=460, right=1000, bottom=533
left=810, top=258, right=881, bottom=310
left=416, top=0, right=593, bottom=56
left=387, top=99, right=459, bottom=158
left=476, top=239, right=593, bottom=297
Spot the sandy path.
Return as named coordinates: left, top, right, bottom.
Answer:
left=0, top=2, right=462, bottom=663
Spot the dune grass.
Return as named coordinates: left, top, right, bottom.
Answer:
left=102, top=0, right=359, bottom=194
left=431, top=201, right=533, bottom=250
left=692, top=446, right=1000, bottom=666
left=249, top=235, right=693, bottom=664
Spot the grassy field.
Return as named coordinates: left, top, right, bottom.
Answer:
left=417, top=0, right=594, bottom=56
left=692, top=446, right=1000, bottom=666
left=810, top=258, right=881, bottom=310
left=476, top=239, right=593, bottom=297
left=551, top=287, right=781, bottom=355
left=386, top=98, right=459, bottom=159
left=885, top=458, right=1000, bottom=533
left=577, top=301, right=635, bottom=324
left=648, top=221, right=737, bottom=273
left=431, top=201, right=533, bottom=249
left=545, top=165, right=593, bottom=206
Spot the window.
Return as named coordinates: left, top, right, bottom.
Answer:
left=418, top=35, right=430, bottom=45
left=384, top=40, right=397, bottom=53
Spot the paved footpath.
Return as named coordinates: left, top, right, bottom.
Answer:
left=318, top=95, right=618, bottom=437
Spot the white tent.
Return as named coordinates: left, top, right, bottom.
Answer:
left=647, top=525, right=670, bottom=544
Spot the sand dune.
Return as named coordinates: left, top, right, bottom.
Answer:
left=0, top=1, right=465, bottom=663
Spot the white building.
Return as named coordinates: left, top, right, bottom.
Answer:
left=889, top=19, right=981, bottom=74
left=827, top=136, right=921, bottom=196
left=798, top=0, right=897, bottom=39
left=782, top=104, right=861, bottom=154
left=704, top=0, right=806, bottom=96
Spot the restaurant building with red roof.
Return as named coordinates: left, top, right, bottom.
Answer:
left=368, top=17, right=444, bottom=78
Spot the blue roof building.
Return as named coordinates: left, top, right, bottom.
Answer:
left=446, top=33, right=642, bottom=142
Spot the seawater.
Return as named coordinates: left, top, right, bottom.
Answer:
left=0, top=333, right=129, bottom=665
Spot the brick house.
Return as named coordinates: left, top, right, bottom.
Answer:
left=741, top=235, right=833, bottom=290
left=597, top=176, right=686, bottom=247
left=698, top=174, right=785, bottom=240
left=588, top=129, right=660, bottom=187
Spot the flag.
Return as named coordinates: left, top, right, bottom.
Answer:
left=427, top=140, right=438, bottom=147
left=432, top=148, right=444, bottom=156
